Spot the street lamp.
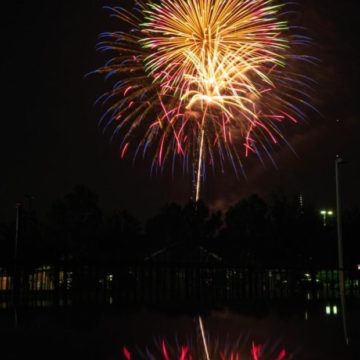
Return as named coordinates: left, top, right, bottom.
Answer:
left=13, top=202, right=22, bottom=329
left=335, top=156, right=349, bottom=345
left=320, top=209, right=334, bottom=227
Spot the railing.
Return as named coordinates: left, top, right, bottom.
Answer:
left=0, top=264, right=359, bottom=309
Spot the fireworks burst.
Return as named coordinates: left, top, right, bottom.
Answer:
left=95, top=0, right=315, bottom=198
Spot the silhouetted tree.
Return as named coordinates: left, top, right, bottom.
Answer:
left=47, top=185, right=102, bottom=261
left=220, top=194, right=269, bottom=266
left=146, top=202, right=184, bottom=251
left=0, top=222, right=13, bottom=266
left=343, top=207, right=360, bottom=268
left=146, top=201, right=222, bottom=262
left=1, top=186, right=358, bottom=269
left=98, top=209, right=142, bottom=262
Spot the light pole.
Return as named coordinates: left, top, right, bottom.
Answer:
left=13, top=202, right=22, bottom=328
left=320, top=209, right=334, bottom=227
left=335, top=156, right=349, bottom=345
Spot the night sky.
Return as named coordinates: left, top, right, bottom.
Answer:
left=1, top=0, right=359, bottom=222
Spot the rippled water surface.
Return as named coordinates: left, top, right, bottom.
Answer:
left=0, top=303, right=359, bottom=360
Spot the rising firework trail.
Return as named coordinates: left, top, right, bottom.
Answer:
left=94, top=0, right=315, bottom=200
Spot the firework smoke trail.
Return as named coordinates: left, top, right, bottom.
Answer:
left=95, top=0, right=316, bottom=197
left=195, top=118, right=205, bottom=201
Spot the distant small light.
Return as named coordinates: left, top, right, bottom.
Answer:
left=305, top=311, right=309, bottom=321
left=320, top=210, right=326, bottom=215
left=327, top=211, right=333, bottom=215
left=333, top=306, right=338, bottom=315
left=326, top=306, right=331, bottom=315
left=357, top=264, right=360, bottom=271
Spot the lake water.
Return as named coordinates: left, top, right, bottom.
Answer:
left=0, top=302, right=359, bottom=360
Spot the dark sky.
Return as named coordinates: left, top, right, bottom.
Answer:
left=1, top=0, right=359, bottom=222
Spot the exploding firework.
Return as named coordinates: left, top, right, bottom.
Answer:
left=95, top=0, right=315, bottom=198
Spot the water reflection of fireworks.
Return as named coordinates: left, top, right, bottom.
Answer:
left=122, top=317, right=288, bottom=360
left=123, top=339, right=287, bottom=360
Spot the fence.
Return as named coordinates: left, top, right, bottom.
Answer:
left=0, top=264, right=359, bottom=309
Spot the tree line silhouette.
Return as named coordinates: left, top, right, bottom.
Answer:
left=0, top=185, right=359, bottom=269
